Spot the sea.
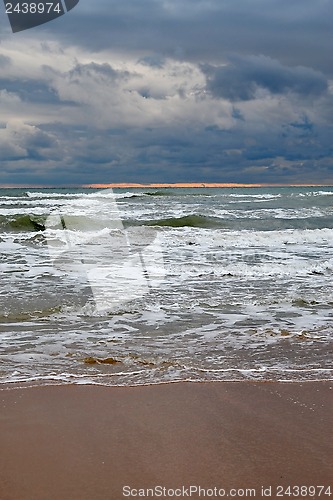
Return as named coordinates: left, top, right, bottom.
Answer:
left=0, top=186, right=332, bottom=387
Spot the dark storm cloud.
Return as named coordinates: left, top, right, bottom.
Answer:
left=202, top=55, right=328, bottom=101
left=42, top=61, right=132, bottom=99
left=51, top=0, right=333, bottom=74
left=66, top=62, right=129, bottom=81
left=0, top=78, right=60, bottom=104
left=138, top=54, right=166, bottom=69
left=3, top=109, right=332, bottom=186
left=0, top=0, right=332, bottom=185
left=0, top=54, right=11, bottom=67
left=0, top=122, right=58, bottom=162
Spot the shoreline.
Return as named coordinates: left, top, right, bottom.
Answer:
left=1, top=381, right=332, bottom=500
left=1, top=376, right=333, bottom=391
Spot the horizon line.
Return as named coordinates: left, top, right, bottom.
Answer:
left=83, top=182, right=333, bottom=189
left=1, top=182, right=333, bottom=189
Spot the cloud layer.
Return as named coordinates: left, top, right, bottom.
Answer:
left=0, top=0, right=332, bottom=185
left=203, top=55, right=328, bottom=101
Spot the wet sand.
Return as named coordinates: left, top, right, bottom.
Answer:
left=0, top=381, right=332, bottom=500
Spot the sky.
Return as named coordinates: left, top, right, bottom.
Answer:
left=0, top=0, right=332, bottom=186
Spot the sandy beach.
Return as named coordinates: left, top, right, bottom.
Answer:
left=0, top=381, right=332, bottom=500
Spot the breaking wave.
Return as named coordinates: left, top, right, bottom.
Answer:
left=0, top=214, right=46, bottom=232
left=134, top=214, right=226, bottom=229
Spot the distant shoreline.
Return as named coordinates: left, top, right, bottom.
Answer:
left=1, top=183, right=332, bottom=189
left=83, top=182, right=333, bottom=188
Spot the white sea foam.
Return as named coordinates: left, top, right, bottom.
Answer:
left=225, top=193, right=281, bottom=199
left=1, top=186, right=332, bottom=387
left=25, top=190, right=145, bottom=199
left=309, top=190, right=333, bottom=196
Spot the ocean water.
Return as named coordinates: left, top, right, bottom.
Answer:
left=0, top=186, right=332, bottom=387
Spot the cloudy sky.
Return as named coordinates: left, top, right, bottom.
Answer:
left=0, top=0, right=332, bottom=186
